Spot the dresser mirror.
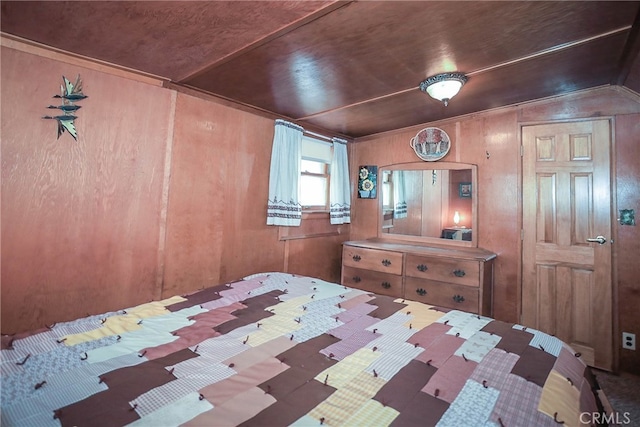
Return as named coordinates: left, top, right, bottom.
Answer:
left=378, top=162, right=478, bottom=247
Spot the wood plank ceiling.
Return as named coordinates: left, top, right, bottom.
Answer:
left=2, top=1, right=640, bottom=138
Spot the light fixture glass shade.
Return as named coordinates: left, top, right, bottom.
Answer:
left=419, top=72, right=468, bottom=106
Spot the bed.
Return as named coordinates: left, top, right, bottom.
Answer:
left=1, top=272, right=608, bottom=427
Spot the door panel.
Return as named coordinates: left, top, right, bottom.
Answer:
left=522, top=120, right=612, bottom=370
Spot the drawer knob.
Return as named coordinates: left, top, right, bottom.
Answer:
left=416, top=288, right=427, bottom=296
left=352, top=276, right=361, bottom=283
left=381, top=281, right=391, bottom=289
left=453, top=269, right=466, bottom=277
left=452, top=294, right=465, bottom=303
left=417, top=264, right=428, bottom=272
left=381, top=259, right=392, bottom=267
left=352, top=255, right=361, bottom=262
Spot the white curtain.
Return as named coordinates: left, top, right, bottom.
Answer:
left=393, top=170, right=408, bottom=219
left=329, top=138, right=351, bottom=224
left=267, top=119, right=303, bottom=226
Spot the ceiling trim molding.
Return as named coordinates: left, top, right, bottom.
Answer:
left=353, top=85, right=632, bottom=143
left=0, top=33, right=168, bottom=87
left=466, top=26, right=632, bottom=77
left=178, top=1, right=352, bottom=83
left=166, top=82, right=352, bottom=142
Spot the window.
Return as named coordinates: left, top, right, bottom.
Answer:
left=382, top=170, right=393, bottom=210
left=300, top=135, right=332, bottom=210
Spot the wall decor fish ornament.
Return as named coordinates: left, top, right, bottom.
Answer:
left=43, top=75, right=87, bottom=141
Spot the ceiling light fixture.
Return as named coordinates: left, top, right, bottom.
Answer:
left=419, top=72, right=468, bottom=106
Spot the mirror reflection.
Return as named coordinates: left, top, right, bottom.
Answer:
left=380, top=168, right=473, bottom=242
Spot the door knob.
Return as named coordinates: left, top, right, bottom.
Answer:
left=586, top=235, right=607, bottom=245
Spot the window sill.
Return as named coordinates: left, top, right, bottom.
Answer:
left=302, top=210, right=330, bottom=217
left=278, top=211, right=347, bottom=241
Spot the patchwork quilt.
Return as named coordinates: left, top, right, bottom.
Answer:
left=1, top=273, right=605, bottom=427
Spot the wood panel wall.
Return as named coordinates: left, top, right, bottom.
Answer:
left=1, top=42, right=347, bottom=335
left=614, top=113, right=640, bottom=375
left=162, top=92, right=287, bottom=298
left=1, top=46, right=172, bottom=332
left=2, top=39, right=638, bottom=374
left=351, top=87, right=640, bottom=374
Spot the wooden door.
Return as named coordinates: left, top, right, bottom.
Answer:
left=522, top=120, right=613, bottom=370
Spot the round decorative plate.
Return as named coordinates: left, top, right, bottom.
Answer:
left=409, top=127, right=451, bottom=161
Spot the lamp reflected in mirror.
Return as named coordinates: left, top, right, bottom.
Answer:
left=378, top=162, right=478, bottom=247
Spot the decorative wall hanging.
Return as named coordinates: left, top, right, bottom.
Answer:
left=358, top=165, right=377, bottom=199
left=459, top=182, right=472, bottom=198
left=43, top=75, right=87, bottom=141
left=619, top=209, right=635, bottom=225
left=409, top=127, right=451, bottom=161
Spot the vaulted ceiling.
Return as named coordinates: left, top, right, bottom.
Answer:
left=2, top=1, right=640, bottom=138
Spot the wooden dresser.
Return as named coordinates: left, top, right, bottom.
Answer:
left=342, top=239, right=497, bottom=316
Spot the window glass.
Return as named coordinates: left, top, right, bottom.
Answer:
left=300, top=135, right=332, bottom=210
left=301, top=159, right=325, bottom=174
left=382, top=171, right=393, bottom=209
left=300, top=174, right=328, bottom=207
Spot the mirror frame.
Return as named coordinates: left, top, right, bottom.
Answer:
left=377, top=161, right=478, bottom=248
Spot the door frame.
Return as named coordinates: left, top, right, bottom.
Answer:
left=518, top=117, right=619, bottom=371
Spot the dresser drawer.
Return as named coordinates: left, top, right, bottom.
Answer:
left=405, top=254, right=479, bottom=287
left=342, top=266, right=403, bottom=298
left=405, top=277, right=479, bottom=313
left=342, top=246, right=403, bottom=275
